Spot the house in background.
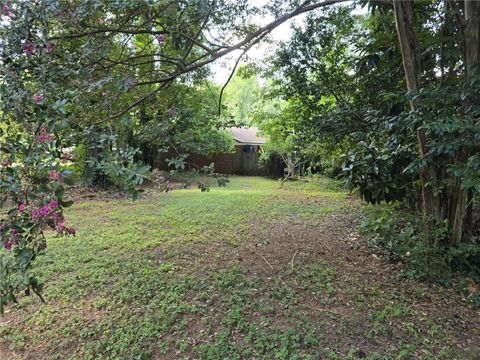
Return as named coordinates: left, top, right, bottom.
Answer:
left=157, top=127, right=282, bottom=176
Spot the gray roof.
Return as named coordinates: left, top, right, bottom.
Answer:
left=230, top=127, right=265, bottom=145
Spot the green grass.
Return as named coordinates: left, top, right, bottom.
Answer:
left=0, top=176, right=478, bottom=359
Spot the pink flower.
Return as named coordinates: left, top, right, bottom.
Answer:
left=22, top=43, right=36, bottom=55
left=33, top=94, right=43, bottom=103
left=18, top=203, right=26, bottom=212
left=39, top=205, right=49, bottom=217
left=52, top=212, right=62, bottom=224
left=31, top=205, right=50, bottom=221
left=2, top=4, right=11, bottom=16
left=31, top=209, right=40, bottom=221
left=156, top=34, right=165, bottom=45
left=4, top=240, right=12, bottom=250
left=49, top=170, right=63, bottom=180
left=36, top=128, right=55, bottom=143
left=43, top=43, right=54, bottom=53
left=48, top=199, right=58, bottom=209
left=55, top=222, right=76, bottom=236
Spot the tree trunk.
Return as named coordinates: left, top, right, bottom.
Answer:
left=465, top=1, right=480, bottom=78
left=138, top=105, right=156, bottom=167
left=393, top=1, right=440, bottom=225
left=85, top=126, right=110, bottom=187
left=452, top=0, right=480, bottom=243
left=449, top=180, right=468, bottom=244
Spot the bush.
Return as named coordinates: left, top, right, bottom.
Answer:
left=340, top=139, right=415, bottom=204
left=361, top=203, right=480, bottom=308
left=360, top=203, right=480, bottom=282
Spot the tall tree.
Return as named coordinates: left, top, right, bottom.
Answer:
left=393, top=1, right=440, bottom=236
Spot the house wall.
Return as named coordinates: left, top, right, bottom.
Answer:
left=154, top=145, right=283, bottom=177
left=233, top=145, right=264, bottom=176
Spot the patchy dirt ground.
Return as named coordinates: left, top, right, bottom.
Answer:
left=1, top=177, right=479, bottom=359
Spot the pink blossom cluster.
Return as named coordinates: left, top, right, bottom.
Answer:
left=2, top=4, right=11, bottom=17
left=2, top=198, right=76, bottom=250
left=36, top=128, right=55, bottom=143
left=56, top=222, right=77, bottom=236
left=22, top=43, right=36, bottom=55
left=31, top=199, right=58, bottom=221
left=0, top=222, right=20, bottom=250
left=50, top=209, right=76, bottom=236
left=34, top=94, right=43, bottom=103
left=30, top=200, right=76, bottom=236
left=48, top=170, right=63, bottom=181
left=3, top=229, right=20, bottom=250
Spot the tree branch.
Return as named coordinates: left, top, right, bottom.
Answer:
left=218, top=49, right=247, bottom=116
left=89, top=0, right=350, bottom=117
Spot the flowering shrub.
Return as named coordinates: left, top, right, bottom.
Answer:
left=0, top=127, right=76, bottom=312
left=0, top=1, right=149, bottom=312
left=0, top=2, right=77, bottom=312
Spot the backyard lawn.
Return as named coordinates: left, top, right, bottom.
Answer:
left=0, top=177, right=478, bottom=359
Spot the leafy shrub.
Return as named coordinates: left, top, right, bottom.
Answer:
left=303, top=137, right=353, bottom=177
left=165, top=154, right=189, bottom=171
left=362, top=203, right=480, bottom=307
left=446, top=243, right=480, bottom=276
left=340, top=139, right=415, bottom=204
left=361, top=204, right=453, bottom=280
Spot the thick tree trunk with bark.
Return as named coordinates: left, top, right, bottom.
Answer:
left=455, top=0, right=480, bottom=243
left=465, top=1, right=480, bottom=78
left=394, top=0, right=479, bottom=244
left=393, top=0, right=440, bottom=225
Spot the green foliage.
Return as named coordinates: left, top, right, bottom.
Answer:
left=256, top=0, right=479, bottom=247
left=175, top=127, right=235, bottom=157
left=0, top=126, right=75, bottom=311
left=361, top=203, right=480, bottom=281
left=166, top=154, right=189, bottom=171
left=361, top=204, right=451, bottom=280
left=222, top=65, right=262, bottom=123
left=254, top=6, right=363, bottom=174
left=0, top=0, right=252, bottom=313
left=0, top=0, right=151, bottom=310
left=197, top=163, right=230, bottom=192
left=446, top=243, right=480, bottom=276
left=340, top=137, right=415, bottom=204
left=408, top=79, right=480, bottom=195
left=0, top=0, right=478, bottom=318
left=85, top=132, right=150, bottom=196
